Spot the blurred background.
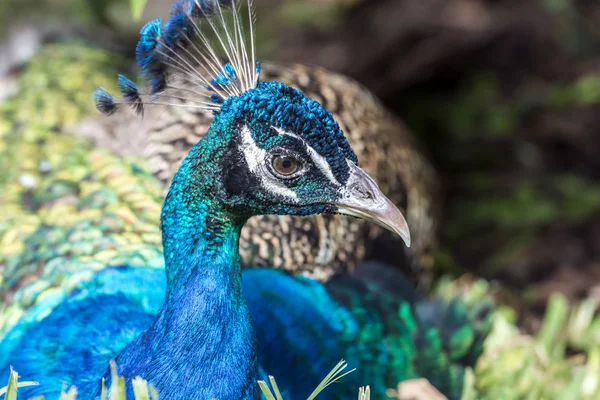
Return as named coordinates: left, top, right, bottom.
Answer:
left=1, top=0, right=600, bottom=395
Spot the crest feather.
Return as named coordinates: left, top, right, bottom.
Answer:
left=95, top=0, right=260, bottom=116
left=95, top=87, right=118, bottom=115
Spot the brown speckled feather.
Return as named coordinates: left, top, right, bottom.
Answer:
left=83, top=62, right=440, bottom=279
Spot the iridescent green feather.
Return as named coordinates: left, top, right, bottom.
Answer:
left=0, top=43, right=165, bottom=340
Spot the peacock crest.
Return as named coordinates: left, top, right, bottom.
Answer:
left=95, top=0, right=260, bottom=116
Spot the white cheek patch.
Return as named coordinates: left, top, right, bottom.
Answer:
left=272, top=127, right=341, bottom=188
left=239, top=125, right=298, bottom=202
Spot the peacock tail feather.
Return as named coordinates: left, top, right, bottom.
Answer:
left=0, top=43, right=165, bottom=341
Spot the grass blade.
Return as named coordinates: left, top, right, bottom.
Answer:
left=358, top=386, right=370, bottom=400
left=2, top=368, right=18, bottom=400
left=306, top=359, right=354, bottom=400
left=0, top=368, right=39, bottom=400
left=132, top=377, right=151, bottom=400
left=109, top=360, right=126, bottom=400
left=101, top=377, right=107, bottom=400
left=258, top=380, right=277, bottom=400
left=268, top=376, right=284, bottom=400
left=59, top=386, right=78, bottom=400
left=149, top=384, right=160, bottom=400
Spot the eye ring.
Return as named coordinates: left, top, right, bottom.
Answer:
left=266, top=151, right=305, bottom=179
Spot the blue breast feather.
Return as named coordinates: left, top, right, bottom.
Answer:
left=0, top=264, right=477, bottom=400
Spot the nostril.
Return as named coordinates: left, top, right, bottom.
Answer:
left=351, top=184, right=373, bottom=200
left=361, top=190, right=373, bottom=200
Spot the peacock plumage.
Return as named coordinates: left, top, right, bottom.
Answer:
left=77, top=49, right=441, bottom=282
left=0, top=1, right=491, bottom=399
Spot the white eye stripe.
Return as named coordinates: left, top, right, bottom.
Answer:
left=239, top=125, right=298, bottom=201
left=272, top=127, right=341, bottom=187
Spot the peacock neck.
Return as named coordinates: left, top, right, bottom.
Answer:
left=161, top=183, right=245, bottom=296
left=114, top=145, right=259, bottom=400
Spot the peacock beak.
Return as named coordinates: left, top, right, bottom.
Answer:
left=335, top=161, right=411, bottom=247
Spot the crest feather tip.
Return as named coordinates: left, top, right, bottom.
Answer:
left=95, top=87, right=118, bottom=115
left=117, top=75, right=144, bottom=115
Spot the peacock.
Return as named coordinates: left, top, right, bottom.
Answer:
left=0, top=1, right=491, bottom=399
left=0, top=9, right=441, bottom=302
left=73, top=34, right=441, bottom=282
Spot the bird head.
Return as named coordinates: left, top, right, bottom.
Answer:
left=95, top=0, right=410, bottom=247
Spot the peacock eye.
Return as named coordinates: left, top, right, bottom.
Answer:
left=272, top=155, right=300, bottom=177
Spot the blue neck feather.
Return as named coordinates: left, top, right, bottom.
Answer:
left=111, top=138, right=259, bottom=400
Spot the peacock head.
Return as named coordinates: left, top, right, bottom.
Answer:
left=94, top=0, right=410, bottom=246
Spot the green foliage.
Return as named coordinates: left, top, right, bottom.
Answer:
left=443, top=174, right=600, bottom=273
left=548, top=74, right=600, bottom=107
left=446, top=74, right=520, bottom=140
left=403, top=72, right=524, bottom=146
left=474, top=294, right=600, bottom=399
left=457, top=174, right=600, bottom=233
left=433, top=275, right=600, bottom=399
left=0, top=0, right=123, bottom=33
left=277, top=0, right=357, bottom=30
left=541, top=0, right=596, bottom=56
left=129, top=0, right=147, bottom=21
left=403, top=71, right=600, bottom=278
left=402, top=69, right=600, bottom=275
